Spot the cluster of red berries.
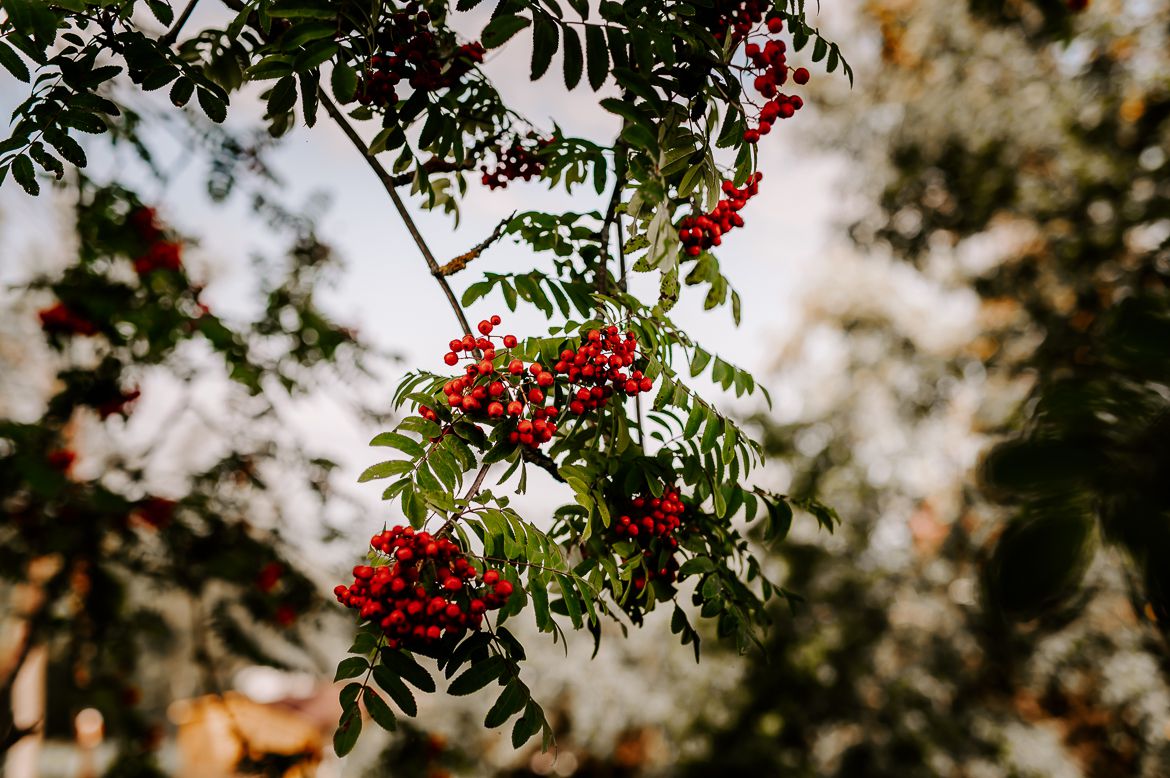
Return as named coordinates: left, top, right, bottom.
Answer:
left=741, top=18, right=808, bottom=143
left=434, top=315, right=560, bottom=449
left=607, top=487, right=688, bottom=593
left=430, top=318, right=653, bottom=449
left=552, top=325, right=654, bottom=414
left=480, top=135, right=551, bottom=189
left=677, top=173, right=762, bottom=257
left=39, top=302, right=97, bottom=336
left=128, top=207, right=183, bottom=275
left=358, top=6, right=485, bottom=108
left=334, top=526, right=512, bottom=651
left=706, top=0, right=772, bottom=43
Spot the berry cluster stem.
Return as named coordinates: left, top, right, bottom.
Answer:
left=433, top=461, right=493, bottom=538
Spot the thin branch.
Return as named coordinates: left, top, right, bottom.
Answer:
left=390, top=156, right=476, bottom=187
left=161, top=0, right=201, bottom=45
left=436, top=211, right=514, bottom=277
left=318, top=92, right=474, bottom=336
left=434, top=462, right=493, bottom=537
left=520, top=446, right=565, bottom=482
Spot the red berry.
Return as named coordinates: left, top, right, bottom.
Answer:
left=793, top=67, right=809, bottom=85
left=444, top=352, right=459, bottom=366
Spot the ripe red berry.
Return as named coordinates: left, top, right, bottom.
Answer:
left=478, top=320, right=493, bottom=335
left=767, top=17, right=784, bottom=33
left=444, top=352, right=459, bottom=366
left=793, top=67, right=810, bottom=85
left=503, top=334, right=518, bottom=348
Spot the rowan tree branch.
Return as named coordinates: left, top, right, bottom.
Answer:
left=161, top=0, right=201, bottom=45
left=436, top=212, right=514, bottom=277
left=521, top=447, right=565, bottom=483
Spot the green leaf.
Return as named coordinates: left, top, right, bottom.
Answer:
left=197, top=88, right=227, bottom=123
left=268, top=1, right=337, bottom=19
left=348, top=632, right=379, bottom=656
left=600, top=97, right=652, bottom=133
left=148, top=0, right=175, bottom=26
left=482, top=15, right=531, bottom=49
left=334, top=656, right=369, bottom=681
left=300, top=72, right=319, bottom=126
left=0, top=42, right=30, bottom=83
left=170, top=77, right=194, bottom=107
left=679, top=557, right=716, bottom=578
left=283, top=20, right=337, bottom=47
left=701, top=410, right=722, bottom=452
left=373, top=666, right=418, bottom=717
left=812, top=36, right=828, bottom=63
left=448, top=655, right=506, bottom=695
left=380, top=650, right=436, bottom=692
left=339, top=682, right=362, bottom=709
left=530, top=14, right=558, bottom=80
left=295, top=40, right=338, bottom=70
left=363, top=687, right=397, bottom=731
left=10, top=155, right=37, bottom=195
left=358, top=460, right=412, bottom=482
left=246, top=55, right=294, bottom=80
left=484, top=678, right=529, bottom=728
left=333, top=705, right=362, bottom=756
left=562, top=26, right=583, bottom=90
left=267, top=75, right=298, bottom=116
left=512, top=701, right=543, bottom=748
left=584, top=24, right=608, bottom=91
left=331, top=62, right=358, bottom=103
left=554, top=574, right=582, bottom=628
left=45, top=132, right=85, bottom=167
left=370, top=432, right=427, bottom=458
left=60, top=111, right=107, bottom=134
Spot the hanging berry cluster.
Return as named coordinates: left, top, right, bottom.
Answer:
left=333, top=526, right=512, bottom=651
left=480, top=135, right=551, bottom=189
left=553, top=324, right=654, bottom=414
left=706, top=0, right=772, bottom=42
left=433, top=318, right=654, bottom=449
left=436, top=315, right=560, bottom=449
left=742, top=26, right=808, bottom=144
left=358, top=4, right=485, bottom=108
left=677, top=173, right=763, bottom=257
left=607, top=487, right=688, bottom=594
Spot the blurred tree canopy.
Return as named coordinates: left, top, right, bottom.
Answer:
left=0, top=170, right=385, bottom=773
